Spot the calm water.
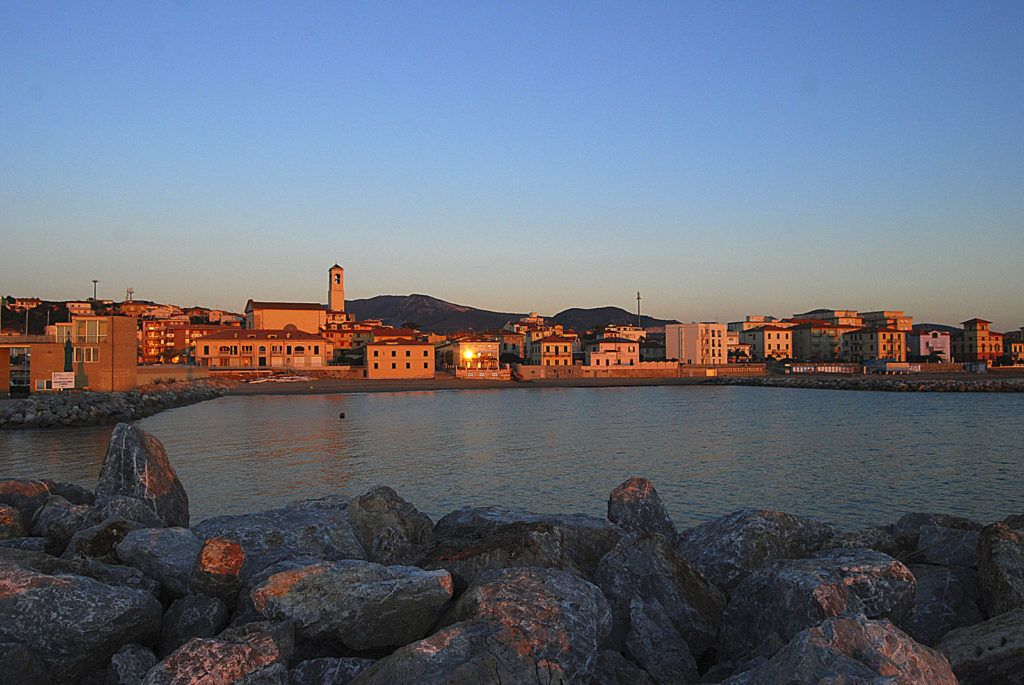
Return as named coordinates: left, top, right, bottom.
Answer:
left=0, top=386, right=1021, bottom=530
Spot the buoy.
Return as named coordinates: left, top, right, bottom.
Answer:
left=339, top=412, right=346, bottom=419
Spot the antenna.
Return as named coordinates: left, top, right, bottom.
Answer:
left=636, top=291, right=642, bottom=328
left=92, top=279, right=99, bottom=301
left=126, top=287, right=134, bottom=302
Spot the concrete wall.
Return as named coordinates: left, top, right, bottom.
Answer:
left=137, top=365, right=211, bottom=384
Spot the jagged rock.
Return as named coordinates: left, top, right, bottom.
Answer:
left=345, top=486, right=433, bottom=565
left=95, top=423, right=189, bottom=528
left=142, top=634, right=287, bottom=685
left=189, top=536, right=245, bottom=601
left=900, top=564, right=984, bottom=646
left=894, top=512, right=982, bottom=549
left=916, top=524, right=979, bottom=568
left=607, top=477, right=678, bottom=541
left=824, top=525, right=904, bottom=557
left=594, top=532, right=725, bottom=657
left=62, top=517, right=144, bottom=561
left=1005, top=514, right=1024, bottom=529
left=592, top=650, right=657, bottom=685
left=722, top=615, right=956, bottom=684
left=250, top=559, right=452, bottom=651
left=30, top=495, right=104, bottom=551
left=115, top=527, right=203, bottom=597
left=0, top=546, right=158, bottom=594
left=288, top=657, right=375, bottom=684
left=977, top=522, right=1024, bottom=616
left=0, top=536, right=50, bottom=552
left=0, top=479, right=94, bottom=520
left=0, top=504, right=27, bottom=540
left=96, top=496, right=164, bottom=528
left=105, top=643, right=157, bottom=685
left=676, top=508, right=835, bottom=592
left=0, top=560, right=161, bottom=684
left=936, top=608, right=1024, bottom=684
left=220, top=621, right=296, bottom=664
left=0, top=641, right=53, bottom=685
left=624, top=598, right=698, bottom=683
left=159, top=594, right=229, bottom=657
left=718, top=548, right=916, bottom=663
left=357, top=567, right=610, bottom=685
left=192, top=498, right=366, bottom=581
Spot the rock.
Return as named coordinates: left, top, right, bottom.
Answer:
left=30, top=495, right=104, bottom=551
left=722, top=615, right=956, bottom=685
left=936, top=608, right=1024, bottom=684
left=358, top=567, right=610, bottom=685
left=96, top=496, right=164, bottom=528
left=0, top=504, right=27, bottom=539
left=592, top=650, right=657, bottom=685
left=220, top=620, right=296, bottom=664
left=894, top=512, right=983, bottom=549
left=824, top=525, right=904, bottom=557
left=0, top=560, right=161, bottom=683
left=345, top=486, right=433, bottom=565
left=0, top=479, right=93, bottom=520
left=977, top=522, right=1024, bottom=616
left=189, top=536, right=246, bottom=601
left=105, top=643, right=157, bottom=685
left=915, top=524, right=979, bottom=568
left=250, top=559, right=452, bottom=651
left=676, top=508, right=835, bottom=592
left=607, top=477, right=678, bottom=541
left=594, top=532, right=724, bottom=657
left=142, top=634, right=287, bottom=685
left=900, top=564, right=984, bottom=646
left=95, top=423, right=189, bottom=528
left=288, top=657, right=375, bottom=684
left=0, top=546, right=158, bottom=594
left=115, top=527, right=203, bottom=597
left=192, top=498, right=366, bottom=581
left=0, top=537, right=50, bottom=552
left=159, top=594, right=229, bottom=657
left=0, top=641, right=53, bottom=685
left=624, top=598, right=698, bottom=683
left=62, top=517, right=144, bottom=561
left=718, top=548, right=916, bottom=663
left=1005, top=514, right=1024, bottom=529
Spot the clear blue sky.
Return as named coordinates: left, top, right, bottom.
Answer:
left=2, top=2, right=1022, bottom=330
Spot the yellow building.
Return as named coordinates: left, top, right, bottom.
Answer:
left=862, top=310, right=913, bottom=332
left=740, top=325, right=793, bottom=361
left=194, top=329, right=333, bottom=369
left=792, top=309, right=864, bottom=328
left=529, top=335, right=575, bottom=366
left=244, top=301, right=326, bottom=334
left=958, top=318, right=1003, bottom=364
left=665, top=323, right=727, bottom=365
left=366, top=339, right=435, bottom=379
left=840, top=328, right=907, bottom=362
left=438, top=336, right=501, bottom=371
left=790, top=320, right=859, bottom=361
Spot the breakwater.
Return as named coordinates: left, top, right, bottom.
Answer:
left=0, top=425, right=1020, bottom=683
left=0, top=381, right=228, bottom=429
left=707, top=375, right=1024, bottom=392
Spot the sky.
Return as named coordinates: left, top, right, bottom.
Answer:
left=2, top=2, right=1022, bottom=330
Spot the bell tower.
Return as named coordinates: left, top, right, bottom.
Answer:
left=328, top=263, right=345, bottom=313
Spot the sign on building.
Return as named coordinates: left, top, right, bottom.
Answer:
left=51, top=372, right=75, bottom=390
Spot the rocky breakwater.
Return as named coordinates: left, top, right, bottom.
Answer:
left=0, top=381, right=228, bottom=429
left=707, top=375, right=1024, bottom=393
left=1, top=443, right=1022, bottom=683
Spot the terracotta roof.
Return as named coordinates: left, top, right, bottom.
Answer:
left=534, top=335, right=577, bottom=344
left=961, top=318, right=992, bottom=325
left=596, top=337, right=636, bottom=344
left=199, top=329, right=327, bottom=341
left=246, top=300, right=325, bottom=311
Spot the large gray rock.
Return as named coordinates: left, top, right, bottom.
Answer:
left=977, top=522, right=1024, bottom=616
left=115, top=527, right=203, bottom=597
left=595, top=532, right=725, bottom=658
left=0, top=560, right=161, bottom=684
left=96, top=496, right=164, bottom=528
left=356, top=567, right=610, bottom=685
left=0, top=536, right=50, bottom=552
left=592, top=650, right=657, bottom=685
left=936, top=608, right=1024, bottom=684
left=62, top=517, right=144, bottom=562
left=0, top=504, right=27, bottom=540
left=105, top=643, right=157, bottom=685
left=0, top=546, right=157, bottom=594
left=250, top=559, right=453, bottom=651
left=142, top=633, right=288, bottom=685
left=95, top=423, right=189, bottom=528
left=719, top=548, right=916, bottom=663
left=289, top=657, right=375, bottom=684
left=193, top=498, right=366, bottom=581
left=723, top=615, right=957, bottom=685
left=345, top=486, right=433, bottom=566
left=159, top=594, right=229, bottom=657
left=625, top=598, right=698, bottom=684
left=824, top=525, right=904, bottom=557
left=189, top=536, right=246, bottom=602
left=0, top=642, right=52, bottom=685
left=0, top=479, right=94, bottom=520
left=607, top=477, right=678, bottom=541
left=676, top=508, right=835, bottom=592
left=916, top=524, right=979, bottom=568
left=894, top=512, right=982, bottom=549
left=30, top=495, right=104, bottom=551
left=900, top=564, right=984, bottom=646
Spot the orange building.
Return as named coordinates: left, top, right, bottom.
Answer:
left=840, top=328, right=907, bottom=363
left=193, top=329, right=333, bottom=369
left=53, top=316, right=139, bottom=391
left=958, top=318, right=1003, bottom=364
left=529, top=335, right=576, bottom=366
left=585, top=337, right=640, bottom=367
left=741, top=325, right=793, bottom=361
left=366, top=339, right=435, bottom=379
left=438, top=336, right=501, bottom=370
left=790, top=320, right=860, bottom=361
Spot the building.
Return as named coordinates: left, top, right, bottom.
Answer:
left=66, top=301, right=95, bottom=316
left=244, top=301, right=326, bottom=334
left=52, top=316, right=139, bottom=391
left=958, top=318, right=1003, bottom=364
left=726, top=330, right=752, bottom=363
left=598, top=324, right=645, bottom=343
left=727, top=315, right=780, bottom=333
left=792, top=309, right=864, bottom=328
left=8, top=298, right=42, bottom=312
left=840, top=328, right=907, bottom=363
left=861, top=310, right=913, bottom=332
left=665, top=323, right=727, bottom=365
left=366, top=339, right=435, bottom=379
left=790, top=320, right=859, bottom=362
left=0, top=337, right=65, bottom=396
left=529, top=335, right=575, bottom=366
left=741, top=325, right=793, bottom=361
left=585, top=338, right=640, bottom=367
left=438, top=336, right=501, bottom=371
left=139, top=316, right=191, bottom=364
left=193, top=329, right=333, bottom=369
left=907, top=328, right=952, bottom=362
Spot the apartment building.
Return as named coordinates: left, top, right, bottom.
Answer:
left=789, top=320, right=859, bottom=361
left=529, top=335, right=575, bottom=366
left=907, top=328, right=952, bottom=362
left=366, top=339, right=435, bottom=379
left=740, top=325, right=792, bottom=361
left=665, top=323, right=727, bottom=365
left=840, top=328, right=907, bottom=363
left=585, top=337, right=640, bottom=367
left=861, top=310, right=913, bottom=332
left=958, top=318, right=1003, bottom=364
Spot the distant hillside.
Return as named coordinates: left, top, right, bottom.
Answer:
left=345, top=295, right=676, bottom=333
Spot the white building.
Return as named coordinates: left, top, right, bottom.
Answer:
left=585, top=337, right=639, bottom=367
left=665, top=322, right=727, bottom=365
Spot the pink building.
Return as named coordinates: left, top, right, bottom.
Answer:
left=907, top=329, right=952, bottom=362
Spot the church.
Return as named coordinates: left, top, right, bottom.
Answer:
left=244, top=264, right=354, bottom=334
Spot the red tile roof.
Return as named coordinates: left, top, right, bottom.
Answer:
left=245, top=300, right=325, bottom=311
left=199, top=329, right=328, bottom=341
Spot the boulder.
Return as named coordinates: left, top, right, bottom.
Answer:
left=62, top=517, right=144, bottom=561
left=894, top=512, right=982, bottom=549
left=592, top=650, right=657, bottom=685
left=977, top=522, right=1024, bottom=616
left=0, top=537, right=50, bottom=552
left=1005, top=514, right=1024, bottom=529
left=676, top=509, right=835, bottom=592
left=824, top=525, right=904, bottom=557
left=722, top=616, right=956, bottom=685
left=624, top=598, right=698, bottom=683
left=142, top=634, right=287, bottom=685
left=95, top=423, right=189, bottom=528
left=899, top=564, right=984, bottom=646
left=607, top=477, right=678, bottom=541
left=159, top=594, right=229, bottom=657
left=96, top=496, right=164, bottom=528
left=0, top=504, right=27, bottom=540
left=594, top=532, right=725, bottom=657
left=189, top=536, right=246, bottom=601
left=936, top=608, right=1024, bottom=684
left=250, top=559, right=452, bottom=651
left=345, top=486, right=433, bottom=565
left=357, top=567, right=610, bottom=685
left=915, top=524, right=979, bottom=568
left=289, top=657, right=375, bottom=684
left=0, top=479, right=94, bottom=520
left=192, top=498, right=366, bottom=581
left=0, top=560, right=161, bottom=683
left=220, top=620, right=296, bottom=664
left=30, top=495, right=104, bottom=551
left=115, top=527, right=203, bottom=597
left=0, top=546, right=158, bottom=594
left=718, top=548, right=916, bottom=663
left=105, top=643, right=157, bottom=685
left=0, top=642, right=53, bottom=685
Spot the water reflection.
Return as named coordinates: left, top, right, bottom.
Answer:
left=1, top=386, right=1021, bottom=529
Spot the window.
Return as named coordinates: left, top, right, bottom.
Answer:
left=242, top=345, right=252, bottom=353
left=294, top=346, right=305, bottom=353
left=373, top=363, right=378, bottom=369
left=391, top=350, right=396, bottom=357
left=405, top=350, right=411, bottom=356
left=406, top=362, right=410, bottom=369
left=219, top=345, right=232, bottom=353
left=313, top=345, right=319, bottom=354
left=203, top=345, right=209, bottom=355
left=423, top=363, right=428, bottom=368
left=373, top=350, right=379, bottom=357
left=391, top=363, right=396, bottom=369
left=423, top=350, right=428, bottom=356
left=74, top=347, right=100, bottom=363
